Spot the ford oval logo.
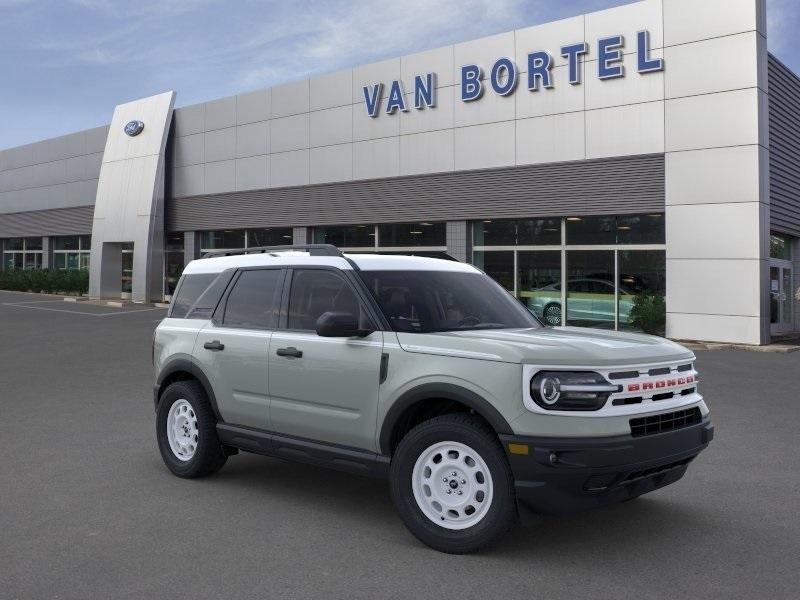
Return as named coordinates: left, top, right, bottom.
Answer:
left=124, top=120, right=145, bottom=137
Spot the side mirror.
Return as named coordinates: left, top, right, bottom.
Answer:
left=315, top=311, right=373, bottom=338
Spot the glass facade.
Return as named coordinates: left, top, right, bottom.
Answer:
left=770, top=234, right=792, bottom=261
left=2, top=237, right=43, bottom=270
left=53, top=235, right=91, bottom=270
left=472, top=214, right=666, bottom=332
left=199, top=228, right=293, bottom=252
left=314, top=224, right=375, bottom=248
left=312, top=222, right=446, bottom=250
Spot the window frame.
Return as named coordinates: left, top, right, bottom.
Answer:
left=278, top=266, right=384, bottom=333
left=212, top=266, right=286, bottom=331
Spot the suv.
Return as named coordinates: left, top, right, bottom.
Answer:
left=153, top=245, right=713, bottom=554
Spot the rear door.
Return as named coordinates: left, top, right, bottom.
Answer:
left=268, top=267, right=384, bottom=451
left=193, top=267, right=285, bottom=428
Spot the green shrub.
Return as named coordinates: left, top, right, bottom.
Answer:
left=0, top=268, right=89, bottom=295
left=630, top=293, right=666, bottom=336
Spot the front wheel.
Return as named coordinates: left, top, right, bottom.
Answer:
left=543, top=302, right=562, bottom=326
left=156, top=380, right=227, bottom=478
left=389, top=414, right=516, bottom=554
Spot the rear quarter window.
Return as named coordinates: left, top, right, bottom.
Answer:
left=170, top=273, right=218, bottom=318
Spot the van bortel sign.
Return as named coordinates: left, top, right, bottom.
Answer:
left=362, top=31, right=663, bottom=117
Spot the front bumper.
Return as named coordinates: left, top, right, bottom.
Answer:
left=499, top=418, right=713, bottom=515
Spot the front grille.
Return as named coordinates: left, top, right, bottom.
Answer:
left=629, top=407, right=702, bottom=437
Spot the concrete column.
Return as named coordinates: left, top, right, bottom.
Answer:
left=446, top=221, right=472, bottom=263
left=41, top=237, right=52, bottom=269
left=293, top=227, right=309, bottom=245
left=664, top=0, right=769, bottom=344
left=184, top=231, right=199, bottom=263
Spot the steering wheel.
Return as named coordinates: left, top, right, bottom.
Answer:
left=456, top=315, right=481, bottom=327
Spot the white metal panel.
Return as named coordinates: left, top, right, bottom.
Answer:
left=515, top=65, right=585, bottom=119
left=352, top=137, right=400, bottom=181
left=310, top=68, right=353, bottom=111
left=586, top=101, right=665, bottom=159
left=455, top=121, right=515, bottom=171
left=667, top=258, right=762, bottom=317
left=399, top=86, right=455, bottom=135
left=310, top=105, right=353, bottom=147
left=585, top=0, right=663, bottom=54
left=665, top=32, right=761, bottom=99
left=453, top=84, right=515, bottom=127
left=516, top=112, right=585, bottom=165
left=665, top=88, right=761, bottom=152
left=663, top=0, right=764, bottom=46
left=270, top=149, right=309, bottom=187
left=352, top=57, right=400, bottom=102
left=585, top=51, right=665, bottom=110
left=310, top=144, right=353, bottom=184
left=666, top=202, right=764, bottom=259
left=453, top=31, right=515, bottom=83
left=271, top=113, right=310, bottom=153
left=665, top=146, right=763, bottom=206
left=401, top=45, right=455, bottom=89
left=272, top=79, right=310, bottom=118
left=399, top=129, right=454, bottom=176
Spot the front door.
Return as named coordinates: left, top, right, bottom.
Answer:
left=193, top=268, right=285, bottom=428
left=770, top=262, right=793, bottom=334
left=268, top=268, right=383, bottom=451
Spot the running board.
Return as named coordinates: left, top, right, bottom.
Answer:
left=216, top=423, right=390, bottom=478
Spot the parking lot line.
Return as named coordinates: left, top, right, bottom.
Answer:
left=0, top=302, right=164, bottom=317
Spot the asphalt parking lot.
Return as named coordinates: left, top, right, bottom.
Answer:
left=1, top=288, right=798, bottom=600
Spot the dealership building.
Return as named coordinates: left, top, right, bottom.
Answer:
left=0, top=0, right=797, bottom=345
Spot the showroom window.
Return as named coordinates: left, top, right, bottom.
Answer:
left=472, top=214, right=666, bottom=333
left=53, top=235, right=91, bottom=270
left=2, top=237, right=43, bottom=270
left=199, top=228, right=293, bottom=253
left=164, top=233, right=185, bottom=298
left=313, top=222, right=446, bottom=253
left=770, top=234, right=792, bottom=261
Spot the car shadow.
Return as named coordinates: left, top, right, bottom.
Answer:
left=173, top=451, right=712, bottom=558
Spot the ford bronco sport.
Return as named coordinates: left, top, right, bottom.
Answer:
left=153, top=244, right=713, bottom=554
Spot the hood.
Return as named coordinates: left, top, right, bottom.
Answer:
left=395, top=326, right=694, bottom=367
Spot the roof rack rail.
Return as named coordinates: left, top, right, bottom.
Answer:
left=202, top=244, right=344, bottom=259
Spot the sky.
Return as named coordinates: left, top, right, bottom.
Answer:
left=0, top=0, right=797, bottom=150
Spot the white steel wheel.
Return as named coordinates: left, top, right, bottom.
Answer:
left=166, top=399, right=199, bottom=461
left=411, top=441, right=494, bottom=530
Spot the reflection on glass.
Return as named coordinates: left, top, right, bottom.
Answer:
left=566, top=251, right=615, bottom=328
left=618, top=251, right=666, bottom=331
left=378, top=222, right=445, bottom=247
left=313, top=225, right=374, bottom=247
left=165, top=252, right=184, bottom=296
left=247, top=228, right=293, bottom=247
left=54, top=236, right=80, bottom=251
left=617, top=214, right=665, bottom=244
left=474, top=218, right=561, bottom=246
left=566, top=214, right=665, bottom=245
left=566, top=216, right=616, bottom=245
left=473, top=251, right=514, bottom=292
left=199, top=230, right=246, bottom=250
left=770, top=234, right=792, bottom=260
left=121, top=244, right=134, bottom=294
left=517, top=251, right=562, bottom=325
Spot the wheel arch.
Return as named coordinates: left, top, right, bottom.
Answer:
left=379, top=383, right=514, bottom=456
left=155, top=359, right=223, bottom=422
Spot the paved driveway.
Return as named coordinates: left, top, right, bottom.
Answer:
left=0, top=289, right=798, bottom=600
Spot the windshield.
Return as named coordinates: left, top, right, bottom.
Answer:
left=359, top=270, right=541, bottom=333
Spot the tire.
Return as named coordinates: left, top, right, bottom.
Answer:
left=543, top=302, right=562, bottom=326
left=156, top=380, right=227, bottom=478
left=389, top=414, right=517, bottom=554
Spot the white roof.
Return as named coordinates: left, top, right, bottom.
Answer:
left=181, top=251, right=479, bottom=275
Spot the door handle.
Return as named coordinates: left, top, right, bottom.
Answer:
left=276, top=347, right=303, bottom=358
left=203, top=340, right=225, bottom=351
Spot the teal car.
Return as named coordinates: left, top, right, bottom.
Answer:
left=525, top=278, right=634, bottom=327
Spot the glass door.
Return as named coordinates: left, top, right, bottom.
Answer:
left=121, top=243, right=134, bottom=299
left=770, top=262, right=793, bottom=333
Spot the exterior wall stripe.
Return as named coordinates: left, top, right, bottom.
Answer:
left=768, top=54, right=800, bottom=237
left=0, top=205, right=94, bottom=238
left=167, top=154, right=664, bottom=232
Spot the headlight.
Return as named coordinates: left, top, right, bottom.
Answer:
left=530, top=371, right=619, bottom=411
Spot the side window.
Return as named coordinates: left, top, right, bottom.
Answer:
left=287, top=269, right=366, bottom=331
left=223, top=269, right=283, bottom=329
left=171, top=274, right=217, bottom=318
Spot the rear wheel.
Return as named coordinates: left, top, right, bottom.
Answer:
left=389, top=414, right=516, bottom=554
left=156, top=380, right=227, bottom=478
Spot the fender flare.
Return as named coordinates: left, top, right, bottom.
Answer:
left=155, top=358, right=223, bottom=422
left=378, top=383, right=514, bottom=455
